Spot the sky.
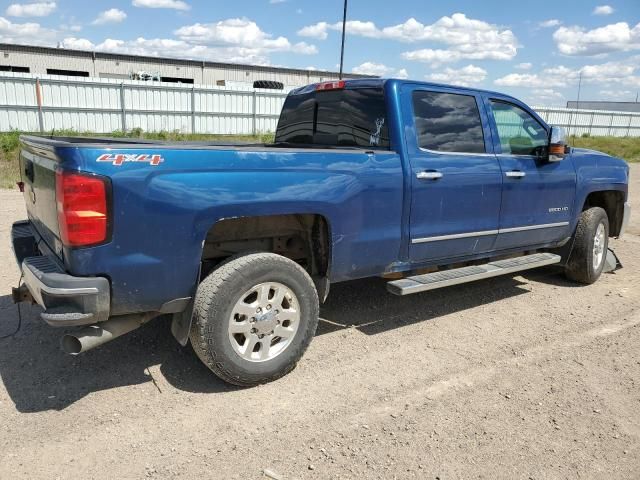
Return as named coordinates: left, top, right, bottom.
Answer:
left=0, top=0, right=639, bottom=106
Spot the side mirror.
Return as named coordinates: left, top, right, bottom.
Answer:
left=548, top=126, right=568, bottom=162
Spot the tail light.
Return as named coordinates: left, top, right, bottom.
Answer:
left=56, top=171, right=110, bottom=247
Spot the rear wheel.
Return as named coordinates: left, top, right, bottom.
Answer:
left=190, top=252, right=319, bottom=386
left=564, top=207, right=609, bottom=284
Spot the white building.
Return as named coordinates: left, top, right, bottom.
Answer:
left=0, top=43, right=370, bottom=88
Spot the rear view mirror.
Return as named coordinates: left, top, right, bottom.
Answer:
left=548, top=126, right=568, bottom=162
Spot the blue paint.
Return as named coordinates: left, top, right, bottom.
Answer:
left=19, top=79, right=630, bottom=316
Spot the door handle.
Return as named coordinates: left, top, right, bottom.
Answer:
left=505, top=171, right=526, bottom=178
left=416, top=171, right=443, bottom=180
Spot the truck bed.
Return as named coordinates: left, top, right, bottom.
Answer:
left=21, top=135, right=373, bottom=153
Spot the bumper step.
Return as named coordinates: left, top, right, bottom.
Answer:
left=21, top=255, right=111, bottom=326
left=387, top=253, right=561, bottom=296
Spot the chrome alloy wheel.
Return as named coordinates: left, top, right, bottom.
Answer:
left=228, top=282, right=300, bottom=362
left=593, top=222, right=606, bottom=271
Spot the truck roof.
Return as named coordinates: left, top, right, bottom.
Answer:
left=297, top=78, right=521, bottom=104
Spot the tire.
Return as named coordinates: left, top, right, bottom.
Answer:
left=253, top=80, right=284, bottom=90
left=564, top=207, right=609, bottom=284
left=189, top=252, right=319, bottom=386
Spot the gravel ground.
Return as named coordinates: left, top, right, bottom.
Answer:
left=0, top=166, right=639, bottom=480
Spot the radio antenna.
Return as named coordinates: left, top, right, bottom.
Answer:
left=339, top=0, right=348, bottom=79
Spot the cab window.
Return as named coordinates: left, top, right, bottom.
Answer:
left=490, top=101, right=547, bottom=156
left=412, top=91, right=485, bottom=153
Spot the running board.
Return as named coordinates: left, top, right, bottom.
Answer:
left=387, top=253, right=561, bottom=296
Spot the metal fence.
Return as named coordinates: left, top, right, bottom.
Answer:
left=0, top=72, right=639, bottom=137
left=0, top=72, right=288, bottom=135
left=533, top=106, right=640, bottom=138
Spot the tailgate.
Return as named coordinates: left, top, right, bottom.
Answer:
left=20, top=140, right=62, bottom=258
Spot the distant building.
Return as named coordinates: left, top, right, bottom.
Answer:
left=566, top=101, right=640, bottom=113
left=0, top=43, right=371, bottom=88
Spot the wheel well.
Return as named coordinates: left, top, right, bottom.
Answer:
left=583, top=190, right=625, bottom=236
left=201, top=214, right=331, bottom=279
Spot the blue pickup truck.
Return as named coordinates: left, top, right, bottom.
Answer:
left=11, top=78, right=631, bottom=386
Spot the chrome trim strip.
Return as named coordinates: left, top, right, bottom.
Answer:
left=418, top=147, right=495, bottom=157
left=412, top=229, right=499, bottom=244
left=498, top=221, right=570, bottom=234
left=411, top=222, right=570, bottom=244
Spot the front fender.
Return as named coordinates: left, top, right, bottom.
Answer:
left=571, top=148, right=629, bottom=231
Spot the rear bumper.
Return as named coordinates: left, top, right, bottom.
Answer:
left=619, top=202, right=631, bottom=238
left=11, top=221, right=110, bottom=327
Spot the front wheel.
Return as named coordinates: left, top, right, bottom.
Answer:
left=190, top=252, right=319, bottom=386
left=564, top=207, right=609, bottom=284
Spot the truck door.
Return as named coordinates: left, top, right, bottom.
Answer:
left=403, top=86, right=502, bottom=263
left=485, top=99, right=576, bottom=250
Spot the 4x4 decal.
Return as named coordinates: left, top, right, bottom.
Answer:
left=97, top=153, right=164, bottom=166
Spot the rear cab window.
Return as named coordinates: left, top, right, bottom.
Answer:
left=275, top=87, right=390, bottom=149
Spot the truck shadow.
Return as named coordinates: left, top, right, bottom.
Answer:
left=0, top=297, right=237, bottom=413
left=316, top=269, right=561, bottom=336
left=0, top=267, right=560, bottom=413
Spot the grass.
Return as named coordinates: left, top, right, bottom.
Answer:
left=1, top=131, right=638, bottom=189
left=569, top=135, right=640, bottom=163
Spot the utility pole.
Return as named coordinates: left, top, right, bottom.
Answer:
left=576, top=70, right=583, bottom=109
left=568, top=70, right=583, bottom=142
left=339, top=0, right=348, bottom=79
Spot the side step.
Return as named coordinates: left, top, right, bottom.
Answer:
left=387, top=253, right=561, bottom=296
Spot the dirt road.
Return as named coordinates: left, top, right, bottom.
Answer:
left=0, top=167, right=639, bottom=480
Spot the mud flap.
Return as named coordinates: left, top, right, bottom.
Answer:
left=171, top=299, right=194, bottom=347
left=603, top=248, right=622, bottom=274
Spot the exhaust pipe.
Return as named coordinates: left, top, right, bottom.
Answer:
left=61, top=313, right=157, bottom=355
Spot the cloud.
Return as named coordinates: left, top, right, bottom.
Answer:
left=532, top=88, right=564, bottom=100
left=92, top=8, right=127, bottom=25
left=298, top=21, right=330, bottom=40
left=87, top=37, right=307, bottom=65
left=58, top=17, right=318, bottom=66
left=599, top=89, right=634, bottom=100
left=59, top=37, right=94, bottom=50
left=395, top=68, right=409, bottom=79
left=554, top=22, right=640, bottom=56
left=174, top=18, right=317, bottom=57
left=526, top=88, right=565, bottom=107
left=351, top=62, right=408, bottom=78
left=0, top=11, right=316, bottom=66
left=539, top=19, right=561, bottom=28
left=515, top=62, right=532, bottom=70
left=61, top=23, right=82, bottom=32
left=269, top=0, right=287, bottom=3
left=299, top=14, right=518, bottom=65
left=495, top=59, right=640, bottom=89
left=425, top=64, right=487, bottom=87
left=6, top=2, right=56, bottom=17
left=351, top=62, right=391, bottom=76
left=593, top=5, right=614, bottom=15
left=132, top=0, right=190, bottom=11
left=0, top=16, right=56, bottom=44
